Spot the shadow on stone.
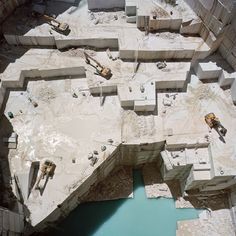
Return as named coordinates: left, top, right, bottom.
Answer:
left=39, top=168, right=143, bottom=236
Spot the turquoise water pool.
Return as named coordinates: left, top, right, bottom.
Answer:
left=53, top=170, right=200, bottom=236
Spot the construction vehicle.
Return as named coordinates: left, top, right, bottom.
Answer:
left=42, top=15, right=70, bottom=34
left=205, top=113, right=227, bottom=137
left=35, top=160, right=56, bottom=190
left=32, top=6, right=70, bottom=35
left=84, top=52, right=112, bottom=79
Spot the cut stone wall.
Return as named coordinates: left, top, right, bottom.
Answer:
left=87, top=0, right=125, bottom=10
left=4, top=34, right=119, bottom=50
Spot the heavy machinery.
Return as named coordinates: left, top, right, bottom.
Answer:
left=35, top=160, right=56, bottom=190
left=84, top=52, right=112, bottom=79
left=32, top=5, right=70, bottom=35
left=205, top=113, right=227, bottom=137
left=43, top=14, right=70, bottom=34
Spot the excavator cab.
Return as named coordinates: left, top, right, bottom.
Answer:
left=205, top=113, right=227, bottom=137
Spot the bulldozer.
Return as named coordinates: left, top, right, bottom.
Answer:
left=84, top=52, right=112, bottom=79
left=205, top=113, right=227, bottom=137
left=35, top=160, right=56, bottom=190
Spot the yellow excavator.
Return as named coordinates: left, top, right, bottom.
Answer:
left=84, top=51, right=112, bottom=79
left=43, top=14, right=70, bottom=34
left=35, top=160, right=56, bottom=190
left=205, top=113, right=227, bottom=137
left=32, top=9, right=70, bottom=35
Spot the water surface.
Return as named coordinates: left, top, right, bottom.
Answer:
left=53, top=170, right=200, bottom=236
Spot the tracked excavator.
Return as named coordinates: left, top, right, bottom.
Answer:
left=35, top=160, right=56, bottom=190
left=42, top=14, right=70, bottom=34
left=32, top=7, right=70, bottom=35
left=84, top=51, right=112, bottom=79
left=205, top=113, right=227, bottom=137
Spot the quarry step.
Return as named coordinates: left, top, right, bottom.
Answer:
left=119, top=29, right=210, bottom=60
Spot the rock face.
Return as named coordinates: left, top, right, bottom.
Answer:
left=0, top=0, right=28, bottom=30
left=82, top=166, right=133, bottom=202
left=185, top=0, right=236, bottom=70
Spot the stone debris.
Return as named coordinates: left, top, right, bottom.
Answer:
left=156, top=61, right=167, bottom=69
left=90, top=156, right=98, bottom=166
left=37, top=86, right=56, bottom=102
left=82, top=166, right=133, bottom=202
left=156, top=32, right=179, bottom=40
left=93, top=150, right=98, bottom=155
left=88, top=153, right=93, bottom=160
left=163, top=98, right=173, bottom=106
left=72, top=93, right=78, bottom=98
left=151, top=6, right=170, bottom=18
left=88, top=11, right=120, bottom=24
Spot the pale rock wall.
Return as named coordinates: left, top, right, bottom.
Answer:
left=0, top=207, right=24, bottom=235
left=185, top=0, right=236, bottom=70
left=87, top=0, right=125, bottom=10
left=219, top=16, right=236, bottom=70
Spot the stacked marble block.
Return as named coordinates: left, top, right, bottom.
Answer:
left=136, top=8, right=182, bottom=32
left=125, top=0, right=137, bottom=23
left=194, top=61, right=236, bottom=104
left=118, top=81, right=156, bottom=112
